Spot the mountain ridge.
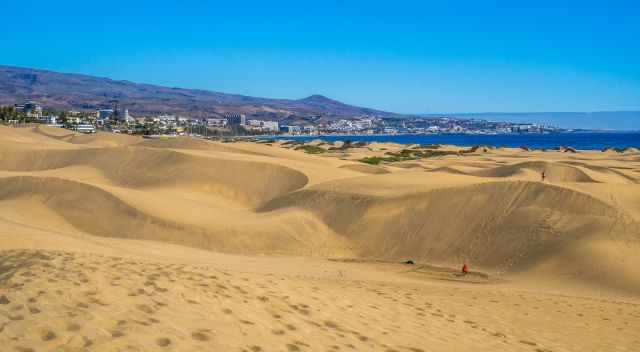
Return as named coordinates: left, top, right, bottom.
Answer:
left=0, top=65, right=401, bottom=120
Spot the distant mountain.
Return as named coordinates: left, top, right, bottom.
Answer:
left=0, top=65, right=400, bottom=120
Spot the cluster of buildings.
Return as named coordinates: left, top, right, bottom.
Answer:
left=12, top=101, right=95, bottom=132
left=279, top=116, right=562, bottom=136
left=316, top=118, right=377, bottom=134
left=9, top=101, right=284, bottom=136
left=14, top=101, right=43, bottom=119
left=8, top=100, right=562, bottom=136
left=389, top=117, right=562, bottom=135
left=245, top=119, right=279, bottom=133
left=99, top=111, right=279, bottom=136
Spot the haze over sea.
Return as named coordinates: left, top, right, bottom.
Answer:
left=271, top=132, right=640, bottom=150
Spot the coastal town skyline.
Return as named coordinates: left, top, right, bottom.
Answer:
left=1, top=65, right=638, bottom=132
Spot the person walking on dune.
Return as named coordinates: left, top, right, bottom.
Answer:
left=461, top=263, right=469, bottom=276
left=541, top=170, right=546, bottom=182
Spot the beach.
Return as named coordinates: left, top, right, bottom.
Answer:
left=1, top=125, right=639, bottom=351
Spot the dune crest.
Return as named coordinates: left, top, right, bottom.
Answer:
left=472, top=161, right=597, bottom=182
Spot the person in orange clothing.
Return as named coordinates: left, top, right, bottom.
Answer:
left=461, top=263, right=469, bottom=275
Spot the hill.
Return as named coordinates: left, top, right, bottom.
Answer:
left=0, top=65, right=400, bottom=120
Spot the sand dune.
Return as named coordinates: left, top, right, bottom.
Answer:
left=1, top=127, right=639, bottom=351
left=32, top=124, right=76, bottom=138
left=260, top=180, right=640, bottom=290
left=63, top=132, right=140, bottom=148
left=560, top=161, right=639, bottom=184
left=339, top=163, right=390, bottom=174
left=0, top=176, right=213, bottom=243
left=427, top=166, right=470, bottom=175
left=0, top=125, right=79, bottom=149
left=0, top=146, right=308, bottom=207
left=135, top=136, right=272, bottom=156
left=472, top=161, right=597, bottom=182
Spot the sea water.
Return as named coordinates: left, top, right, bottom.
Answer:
left=266, top=132, right=640, bottom=150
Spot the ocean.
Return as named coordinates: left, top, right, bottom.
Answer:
left=264, top=132, right=640, bottom=150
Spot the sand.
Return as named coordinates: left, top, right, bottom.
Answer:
left=0, top=126, right=639, bottom=351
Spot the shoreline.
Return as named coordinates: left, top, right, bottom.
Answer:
left=250, top=131, right=640, bottom=152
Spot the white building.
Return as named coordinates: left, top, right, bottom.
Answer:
left=207, top=118, right=228, bottom=127
left=97, top=109, right=114, bottom=120
left=76, top=124, right=96, bottom=133
left=123, top=109, right=134, bottom=123
left=226, top=113, right=246, bottom=126
left=262, top=121, right=279, bottom=132
left=15, top=101, right=43, bottom=118
left=38, top=115, right=58, bottom=125
left=287, top=126, right=301, bottom=134
left=246, top=120, right=279, bottom=132
left=157, top=114, right=177, bottom=122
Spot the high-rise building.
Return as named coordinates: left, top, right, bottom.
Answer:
left=123, top=109, right=135, bottom=123
left=97, top=109, right=114, bottom=120
left=15, top=101, right=43, bottom=118
left=226, top=113, right=246, bottom=126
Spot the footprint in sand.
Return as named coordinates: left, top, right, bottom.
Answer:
left=519, top=340, right=537, bottom=346
left=191, top=331, right=210, bottom=341
left=40, top=329, right=57, bottom=341
left=66, top=323, right=82, bottom=332
left=286, top=344, right=301, bottom=352
left=137, top=304, right=154, bottom=314
left=156, top=337, right=171, bottom=347
left=66, top=335, right=93, bottom=348
left=13, top=347, right=35, bottom=352
left=323, top=320, right=340, bottom=329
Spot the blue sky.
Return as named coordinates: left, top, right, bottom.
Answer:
left=1, top=1, right=639, bottom=127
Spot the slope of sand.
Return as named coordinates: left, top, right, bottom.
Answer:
left=1, top=127, right=639, bottom=351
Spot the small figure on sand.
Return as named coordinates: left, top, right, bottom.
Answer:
left=541, top=170, right=546, bottom=182
left=461, top=263, right=469, bottom=275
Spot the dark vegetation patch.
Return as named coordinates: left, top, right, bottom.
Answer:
left=359, top=157, right=385, bottom=165
left=359, top=148, right=461, bottom=165
left=294, top=145, right=326, bottom=154
left=281, top=140, right=305, bottom=147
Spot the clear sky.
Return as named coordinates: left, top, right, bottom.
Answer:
left=1, top=1, right=639, bottom=123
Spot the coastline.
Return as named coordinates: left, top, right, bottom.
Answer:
left=254, top=131, right=640, bottom=151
